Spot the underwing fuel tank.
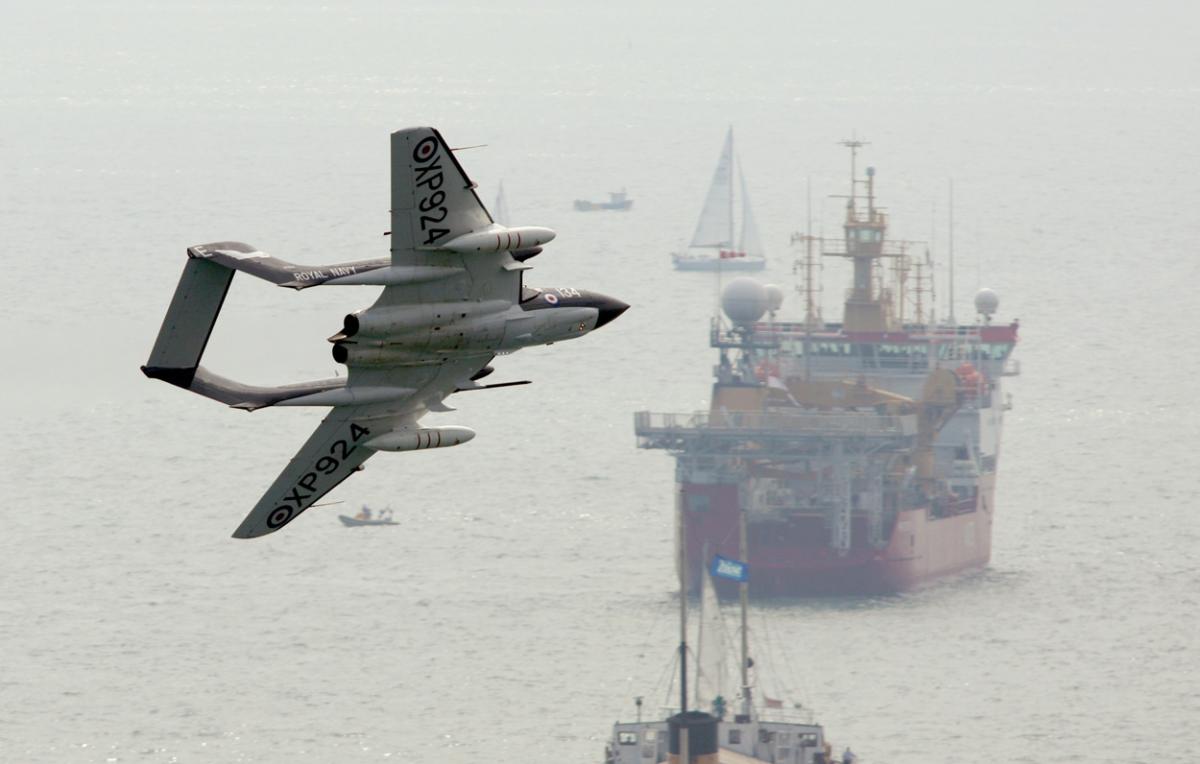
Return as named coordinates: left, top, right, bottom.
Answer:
left=363, top=426, right=476, bottom=452
left=441, top=226, right=556, bottom=253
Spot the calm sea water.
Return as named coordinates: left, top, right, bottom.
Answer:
left=2, top=2, right=1198, bottom=762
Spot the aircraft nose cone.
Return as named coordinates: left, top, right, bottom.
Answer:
left=594, top=296, right=629, bottom=329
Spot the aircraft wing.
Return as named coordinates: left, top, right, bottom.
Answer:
left=390, top=126, right=493, bottom=259
left=378, top=127, right=523, bottom=307
left=231, top=352, right=493, bottom=538
left=231, top=404, right=388, bottom=538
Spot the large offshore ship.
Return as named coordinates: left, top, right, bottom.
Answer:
left=636, top=141, right=1020, bottom=596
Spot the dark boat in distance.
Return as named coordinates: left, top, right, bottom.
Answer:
left=574, top=189, right=633, bottom=211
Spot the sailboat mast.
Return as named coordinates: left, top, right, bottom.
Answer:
left=739, top=497, right=751, bottom=717
left=694, top=543, right=710, bottom=708
left=679, top=489, right=689, bottom=714
left=728, top=128, right=736, bottom=252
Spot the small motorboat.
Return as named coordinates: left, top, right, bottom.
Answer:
left=338, top=506, right=397, bottom=527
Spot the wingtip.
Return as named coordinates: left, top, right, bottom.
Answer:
left=230, top=521, right=266, bottom=540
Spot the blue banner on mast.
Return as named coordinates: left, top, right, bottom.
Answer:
left=710, top=554, right=749, bottom=583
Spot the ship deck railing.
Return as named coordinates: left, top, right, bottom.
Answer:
left=634, top=410, right=919, bottom=451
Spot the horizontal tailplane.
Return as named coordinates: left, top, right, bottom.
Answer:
left=142, top=252, right=345, bottom=410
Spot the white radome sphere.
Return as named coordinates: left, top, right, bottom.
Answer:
left=975, top=288, right=999, bottom=317
left=721, top=277, right=769, bottom=325
left=764, top=283, right=784, bottom=313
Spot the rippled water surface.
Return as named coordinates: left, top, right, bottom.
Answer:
left=2, top=2, right=1198, bottom=762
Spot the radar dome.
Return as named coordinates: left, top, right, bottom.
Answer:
left=721, top=277, right=769, bottom=325
left=764, top=284, right=784, bottom=314
left=974, top=288, right=999, bottom=318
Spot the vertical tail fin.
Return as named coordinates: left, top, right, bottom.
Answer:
left=141, top=257, right=234, bottom=388
left=141, top=254, right=343, bottom=410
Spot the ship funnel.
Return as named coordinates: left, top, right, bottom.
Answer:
left=721, top=277, right=768, bottom=326
left=974, top=288, right=999, bottom=322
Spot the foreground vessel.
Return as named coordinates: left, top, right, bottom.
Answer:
left=605, top=490, right=854, bottom=763
left=638, top=140, right=1019, bottom=596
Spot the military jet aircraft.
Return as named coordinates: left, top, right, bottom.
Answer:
left=142, top=127, right=628, bottom=539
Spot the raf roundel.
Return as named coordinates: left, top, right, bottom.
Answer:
left=544, top=293, right=559, bottom=305
left=412, top=137, right=437, bottom=163
left=267, top=507, right=294, bottom=529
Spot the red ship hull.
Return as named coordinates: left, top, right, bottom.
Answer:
left=684, top=474, right=996, bottom=596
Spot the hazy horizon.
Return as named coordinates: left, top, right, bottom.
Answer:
left=2, top=2, right=1197, bottom=762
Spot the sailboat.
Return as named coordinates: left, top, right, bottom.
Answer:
left=672, top=128, right=767, bottom=272
left=603, top=496, right=854, bottom=764
left=493, top=181, right=511, bottom=227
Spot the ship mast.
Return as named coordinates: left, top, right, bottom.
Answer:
left=802, top=177, right=822, bottom=328
left=827, top=137, right=894, bottom=333
left=914, top=251, right=928, bottom=326
left=948, top=178, right=956, bottom=325
left=803, top=179, right=816, bottom=382
left=892, top=252, right=910, bottom=326
left=790, top=178, right=822, bottom=380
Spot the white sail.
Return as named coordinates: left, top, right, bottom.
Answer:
left=493, top=181, right=510, bottom=227
left=689, top=128, right=734, bottom=249
left=737, top=164, right=765, bottom=259
left=694, top=568, right=733, bottom=711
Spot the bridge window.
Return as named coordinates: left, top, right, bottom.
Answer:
left=813, top=342, right=853, bottom=356
left=618, top=731, right=637, bottom=745
left=986, top=343, right=1012, bottom=360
